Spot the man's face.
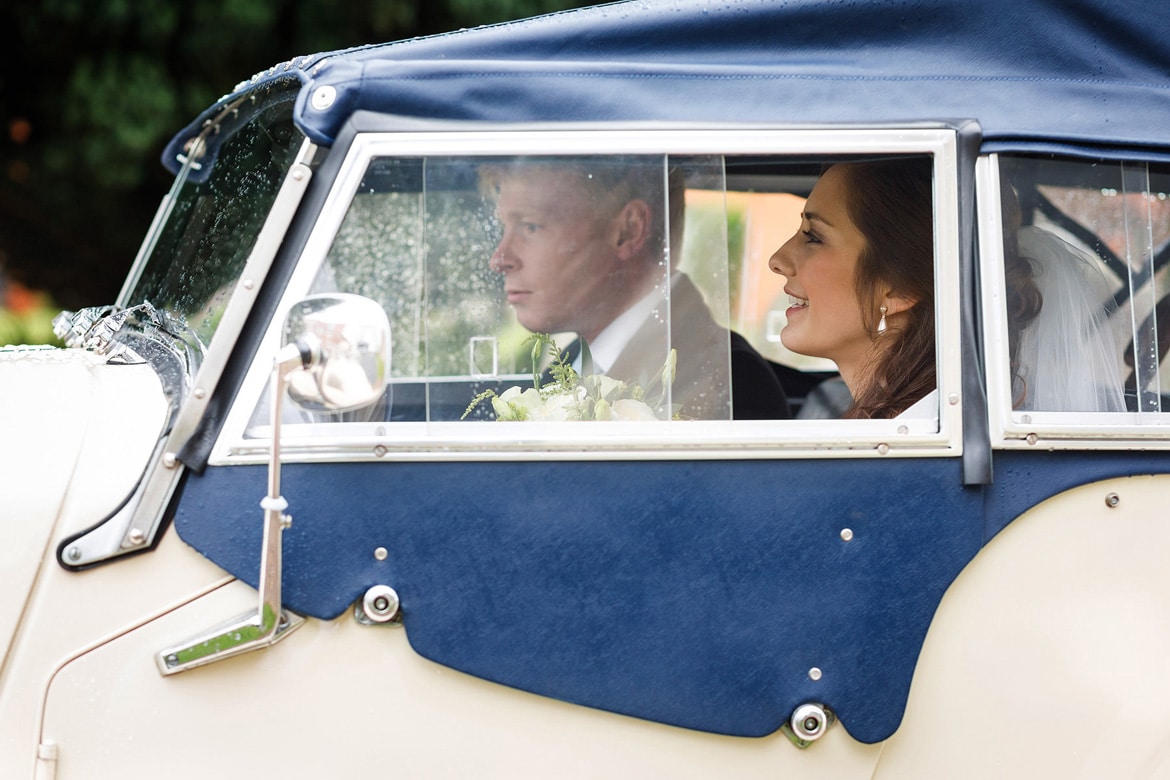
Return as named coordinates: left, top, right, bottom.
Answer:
left=489, top=167, right=629, bottom=341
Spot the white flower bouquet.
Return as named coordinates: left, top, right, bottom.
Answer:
left=464, top=334, right=676, bottom=422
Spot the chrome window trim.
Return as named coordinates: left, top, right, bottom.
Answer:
left=979, top=153, right=1170, bottom=450
left=212, top=127, right=963, bottom=464
left=169, top=138, right=319, bottom=452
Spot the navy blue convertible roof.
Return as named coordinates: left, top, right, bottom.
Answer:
left=166, top=0, right=1170, bottom=168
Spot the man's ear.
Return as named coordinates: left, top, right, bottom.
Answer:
left=613, top=199, right=652, bottom=261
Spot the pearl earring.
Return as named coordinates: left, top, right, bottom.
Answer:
left=877, top=305, right=888, bottom=334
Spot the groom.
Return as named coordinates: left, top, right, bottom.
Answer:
left=483, top=156, right=788, bottom=420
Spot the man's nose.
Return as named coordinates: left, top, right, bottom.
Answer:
left=490, top=232, right=516, bottom=273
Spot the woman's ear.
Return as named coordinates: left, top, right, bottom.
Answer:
left=613, top=199, right=651, bottom=261
left=883, top=290, right=919, bottom=317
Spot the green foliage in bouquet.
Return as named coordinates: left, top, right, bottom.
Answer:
left=463, top=333, right=676, bottom=422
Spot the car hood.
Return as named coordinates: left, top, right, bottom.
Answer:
left=0, top=346, right=168, bottom=667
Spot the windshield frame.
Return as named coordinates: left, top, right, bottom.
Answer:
left=54, top=85, right=321, bottom=570
left=118, top=78, right=307, bottom=350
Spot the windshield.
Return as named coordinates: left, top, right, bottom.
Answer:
left=119, top=79, right=306, bottom=350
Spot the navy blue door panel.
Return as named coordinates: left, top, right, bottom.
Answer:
left=171, top=451, right=1170, bottom=740
left=176, top=457, right=983, bottom=741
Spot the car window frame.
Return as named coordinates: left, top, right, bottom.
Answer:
left=212, top=127, right=964, bottom=464
left=979, top=152, right=1170, bottom=449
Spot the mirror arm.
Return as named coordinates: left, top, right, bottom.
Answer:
left=156, top=340, right=316, bottom=676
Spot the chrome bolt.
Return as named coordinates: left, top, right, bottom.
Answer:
left=791, top=703, right=829, bottom=742
left=1025, top=433, right=1038, bottom=445
left=808, top=667, right=822, bottom=681
left=876, top=443, right=890, bottom=456
left=374, top=547, right=388, bottom=561
left=373, top=445, right=387, bottom=458
left=1105, top=492, right=1120, bottom=508
left=127, top=528, right=146, bottom=545
left=165, top=654, right=179, bottom=667
left=193, top=388, right=205, bottom=399
left=840, top=528, right=853, bottom=542
left=948, top=392, right=959, bottom=405
left=897, top=424, right=909, bottom=435
left=361, top=585, right=400, bottom=623
left=162, top=452, right=177, bottom=469
left=66, top=546, right=81, bottom=562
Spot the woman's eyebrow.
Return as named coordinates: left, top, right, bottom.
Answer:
left=802, top=210, right=834, bottom=228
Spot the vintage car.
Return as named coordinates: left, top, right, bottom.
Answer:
left=4, top=0, right=1170, bottom=776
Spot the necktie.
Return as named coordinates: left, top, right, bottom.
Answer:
left=539, top=337, right=589, bottom=387
left=578, top=338, right=594, bottom=376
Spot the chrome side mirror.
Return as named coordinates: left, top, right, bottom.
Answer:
left=284, top=294, right=391, bottom=412
left=157, top=294, right=390, bottom=675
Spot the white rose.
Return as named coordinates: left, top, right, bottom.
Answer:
left=533, top=387, right=584, bottom=421
left=593, top=374, right=626, bottom=400
left=492, top=386, right=543, bottom=420
left=611, top=398, right=660, bottom=421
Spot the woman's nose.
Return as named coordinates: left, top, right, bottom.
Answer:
left=769, top=237, right=795, bottom=277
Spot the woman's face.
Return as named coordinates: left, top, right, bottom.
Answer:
left=768, top=165, right=874, bottom=379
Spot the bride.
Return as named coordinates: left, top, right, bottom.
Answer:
left=768, top=158, right=936, bottom=419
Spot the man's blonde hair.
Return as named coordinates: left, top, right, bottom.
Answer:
left=479, top=156, right=686, bottom=266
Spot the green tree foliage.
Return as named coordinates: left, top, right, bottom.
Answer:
left=0, top=0, right=604, bottom=318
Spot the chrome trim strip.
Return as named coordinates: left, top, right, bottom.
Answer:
left=977, top=154, right=1017, bottom=447
left=168, top=138, right=319, bottom=452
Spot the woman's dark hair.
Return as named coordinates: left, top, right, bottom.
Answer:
left=999, top=181, right=1043, bottom=406
left=836, top=158, right=936, bottom=418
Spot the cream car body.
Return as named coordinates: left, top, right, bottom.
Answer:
left=4, top=0, right=1170, bottom=776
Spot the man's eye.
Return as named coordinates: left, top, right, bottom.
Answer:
left=523, top=222, right=540, bottom=233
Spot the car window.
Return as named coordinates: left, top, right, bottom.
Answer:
left=303, top=154, right=739, bottom=423
left=227, top=133, right=958, bottom=458
left=995, top=155, right=1170, bottom=426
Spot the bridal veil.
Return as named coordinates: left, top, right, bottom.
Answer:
left=1012, top=226, right=1126, bottom=413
